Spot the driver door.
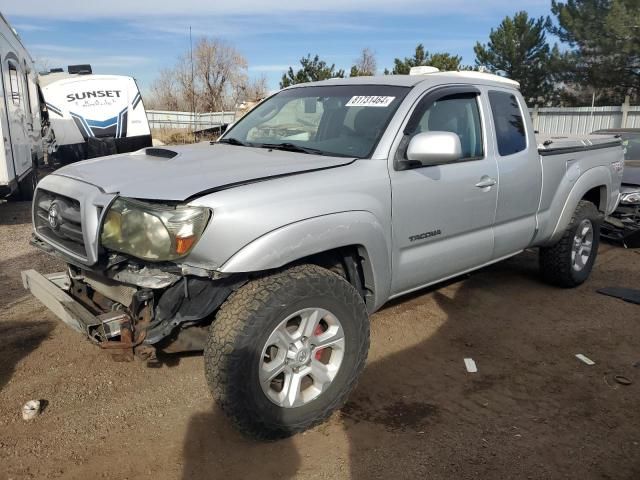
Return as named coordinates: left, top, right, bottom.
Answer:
left=389, top=86, right=499, bottom=296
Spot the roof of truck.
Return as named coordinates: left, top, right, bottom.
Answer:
left=291, top=71, right=520, bottom=90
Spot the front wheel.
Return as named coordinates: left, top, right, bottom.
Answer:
left=539, top=200, right=602, bottom=287
left=204, top=264, right=370, bottom=439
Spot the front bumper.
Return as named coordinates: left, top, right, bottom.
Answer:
left=21, top=269, right=126, bottom=342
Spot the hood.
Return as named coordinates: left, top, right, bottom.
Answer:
left=53, top=143, right=354, bottom=201
left=623, top=160, right=640, bottom=187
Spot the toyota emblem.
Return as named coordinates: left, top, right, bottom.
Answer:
left=48, top=204, right=60, bottom=230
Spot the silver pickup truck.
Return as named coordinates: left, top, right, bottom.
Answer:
left=23, top=71, right=624, bottom=439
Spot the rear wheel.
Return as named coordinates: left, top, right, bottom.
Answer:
left=539, top=200, right=602, bottom=287
left=204, top=264, right=369, bottom=439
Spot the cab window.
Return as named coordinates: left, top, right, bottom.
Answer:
left=407, top=93, right=484, bottom=160
left=488, top=91, right=527, bottom=156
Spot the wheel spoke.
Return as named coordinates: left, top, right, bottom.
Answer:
left=310, top=360, right=336, bottom=388
left=259, top=355, right=287, bottom=385
left=300, top=308, right=324, bottom=339
left=283, top=371, right=304, bottom=408
left=312, top=324, right=345, bottom=350
left=267, top=328, right=293, bottom=352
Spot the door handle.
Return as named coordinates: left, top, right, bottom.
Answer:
left=475, top=176, right=497, bottom=188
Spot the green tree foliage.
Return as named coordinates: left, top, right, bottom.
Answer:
left=550, top=0, right=640, bottom=104
left=474, top=11, right=556, bottom=103
left=280, top=55, right=345, bottom=88
left=384, top=44, right=463, bottom=74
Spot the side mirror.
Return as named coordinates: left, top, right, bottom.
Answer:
left=404, top=131, right=462, bottom=167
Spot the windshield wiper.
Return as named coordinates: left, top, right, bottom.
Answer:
left=258, top=142, right=327, bottom=155
left=217, top=137, right=247, bottom=146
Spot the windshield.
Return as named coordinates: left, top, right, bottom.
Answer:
left=222, top=84, right=410, bottom=158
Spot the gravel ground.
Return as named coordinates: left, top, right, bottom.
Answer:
left=0, top=200, right=639, bottom=480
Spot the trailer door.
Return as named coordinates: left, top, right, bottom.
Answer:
left=3, top=56, right=32, bottom=179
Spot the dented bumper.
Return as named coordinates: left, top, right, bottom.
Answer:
left=21, top=270, right=126, bottom=341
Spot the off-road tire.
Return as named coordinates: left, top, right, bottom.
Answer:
left=539, top=200, right=602, bottom=287
left=204, top=264, right=370, bottom=440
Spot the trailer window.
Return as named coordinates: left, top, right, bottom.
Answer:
left=8, top=62, right=21, bottom=106
left=488, top=91, right=526, bottom=156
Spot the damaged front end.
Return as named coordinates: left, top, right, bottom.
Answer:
left=22, top=257, right=244, bottom=361
left=25, top=181, right=244, bottom=360
left=602, top=186, right=640, bottom=248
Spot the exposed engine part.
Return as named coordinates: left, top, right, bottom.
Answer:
left=82, top=270, right=137, bottom=306
left=110, top=265, right=181, bottom=289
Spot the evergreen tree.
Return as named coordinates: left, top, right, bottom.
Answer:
left=384, top=44, right=463, bottom=74
left=549, top=0, right=640, bottom=104
left=474, top=11, right=555, bottom=103
left=280, top=55, right=345, bottom=88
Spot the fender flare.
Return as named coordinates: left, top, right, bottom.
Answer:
left=547, top=166, right=610, bottom=244
left=220, top=211, right=391, bottom=311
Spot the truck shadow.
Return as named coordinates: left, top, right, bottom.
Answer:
left=0, top=320, right=54, bottom=391
left=181, top=407, right=300, bottom=480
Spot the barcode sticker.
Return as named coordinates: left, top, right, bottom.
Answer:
left=345, top=96, right=395, bottom=107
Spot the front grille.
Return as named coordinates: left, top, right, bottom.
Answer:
left=34, top=189, right=87, bottom=258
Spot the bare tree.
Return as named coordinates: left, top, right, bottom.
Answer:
left=244, top=75, right=269, bottom=102
left=148, top=37, right=250, bottom=112
left=350, top=48, right=377, bottom=77
left=194, top=38, right=248, bottom=112
left=149, top=67, right=181, bottom=111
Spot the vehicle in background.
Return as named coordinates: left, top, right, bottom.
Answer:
left=39, top=66, right=151, bottom=166
left=23, top=71, right=623, bottom=439
left=0, top=13, right=44, bottom=200
left=592, top=129, right=640, bottom=247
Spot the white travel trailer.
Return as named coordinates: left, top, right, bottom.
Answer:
left=39, top=67, right=152, bottom=165
left=0, top=13, right=44, bottom=200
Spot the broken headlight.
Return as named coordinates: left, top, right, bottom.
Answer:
left=620, top=188, right=640, bottom=205
left=100, top=198, right=210, bottom=261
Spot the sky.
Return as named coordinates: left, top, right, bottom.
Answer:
left=4, top=0, right=552, bottom=96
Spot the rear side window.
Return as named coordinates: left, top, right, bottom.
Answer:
left=488, top=91, right=526, bottom=156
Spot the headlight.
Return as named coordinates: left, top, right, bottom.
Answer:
left=620, top=189, right=640, bottom=205
left=101, top=198, right=210, bottom=261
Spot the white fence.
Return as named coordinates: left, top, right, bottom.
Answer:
left=147, top=103, right=640, bottom=135
left=146, top=110, right=236, bottom=130
left=531, top=102, right=640, bottom=135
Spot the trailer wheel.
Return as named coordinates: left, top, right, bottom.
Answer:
left=539, top=200, right=602, bottom=287
left=204, top=264, right=369, bottom=439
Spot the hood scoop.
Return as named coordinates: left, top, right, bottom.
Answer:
left=145, top=148, right=178, bottom=159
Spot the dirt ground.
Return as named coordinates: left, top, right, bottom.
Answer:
left=1, top=200, right=639, bottom=480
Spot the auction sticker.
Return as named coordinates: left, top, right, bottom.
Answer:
left=346, top=96, right=395, bottom=107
